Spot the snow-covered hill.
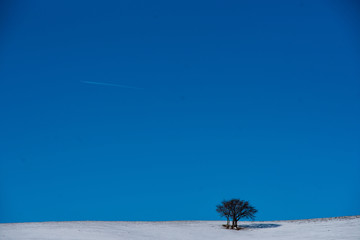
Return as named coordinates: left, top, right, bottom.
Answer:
left=0, top=216, right=359, bottom=240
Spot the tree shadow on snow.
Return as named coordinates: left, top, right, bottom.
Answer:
left=240, top=223, right=281, bottom=229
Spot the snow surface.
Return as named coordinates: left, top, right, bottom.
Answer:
left=0, top=216, right=359, bottom=240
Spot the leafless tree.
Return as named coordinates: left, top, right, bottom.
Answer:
left=216, top=200, right=231, bottom=228
left=216, top=199, right=257, bottom=229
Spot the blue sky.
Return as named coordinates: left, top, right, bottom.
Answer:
left=0, top=0, right=359, bottom=223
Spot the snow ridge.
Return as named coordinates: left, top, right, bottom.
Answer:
left=0, top=216, right=359, bottom=240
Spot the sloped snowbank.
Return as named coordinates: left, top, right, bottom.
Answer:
left=0, top=216, right=359, bottom=240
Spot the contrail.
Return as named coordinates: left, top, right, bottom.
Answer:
left=81, top=81, right=143, bottom=90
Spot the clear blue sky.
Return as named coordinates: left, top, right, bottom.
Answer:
left=0, top=0, right=359, bottom=223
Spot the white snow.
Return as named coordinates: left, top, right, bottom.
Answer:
left=0, top=216, right=359, bottom=240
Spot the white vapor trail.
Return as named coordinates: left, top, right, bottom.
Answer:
left=81, top=81, right=143, bottom=90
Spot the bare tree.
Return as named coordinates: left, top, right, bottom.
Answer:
left=216, top=200, right=231, bottom=228
left=216, top=199, right=257, bottom=229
